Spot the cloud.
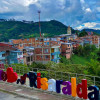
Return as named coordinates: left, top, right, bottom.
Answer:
left=0, top=0, right=99, bottom=30
left=76, top=22, right=100, bottom=30
left=85, top=8, right=92, bottom=13
left=80, top=0, right=85, bottom=4
left=97, top=7, right=100, bottom=12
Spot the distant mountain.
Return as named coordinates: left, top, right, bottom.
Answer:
left=84, top=28, right=100, bottom=34
left=0, top=20, right=76, bottom=42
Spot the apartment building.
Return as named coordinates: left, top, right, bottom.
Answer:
left=0, top=42, right=17, bottom=64
left=34, top=46, right=60, bottom=64
left=61, top=43, right=73, bottom=59
left=23, top=46, right=34, bottom=65
left=7, top=50, right=23, bottom=64
left=0, top=42, right=23, bottom=65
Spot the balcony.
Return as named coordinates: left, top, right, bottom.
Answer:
left=51, top=57, right=60, bottom=62
left=0, top=57, right=6, bottom=60
left=51, top=51, right=60, bottom=55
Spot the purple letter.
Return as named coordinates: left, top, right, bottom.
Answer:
left=62, top=81, right=71, bottom=95
left=0, top=70, right=3, bottom=80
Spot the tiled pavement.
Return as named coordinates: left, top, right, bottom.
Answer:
left=0, top=82, right=76, bottom=100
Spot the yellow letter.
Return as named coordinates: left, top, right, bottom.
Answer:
left=71, top=77, right=77, bottom=97
left=41, top=78, right=48, bottom=90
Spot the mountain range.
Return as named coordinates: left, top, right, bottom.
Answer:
left=0, top=20, right=76, bottom=42
left=84, top=28, right=100, bottom=34
left=0, top=19, right=99, bottom=42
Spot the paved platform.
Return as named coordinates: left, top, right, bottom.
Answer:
left=0, top=91, right=30, bottom=100
left=0, top=82, right=75, bottom=100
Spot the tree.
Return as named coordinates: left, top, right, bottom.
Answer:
left=87, top=59, right=100, bottom=76
left=78, top=29, right=88, bottom=37
left=97, top=48, right=100, bottom=61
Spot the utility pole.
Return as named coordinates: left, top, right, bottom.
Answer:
left=38, top=10, right=44, bottom=64
left=38, top=10, right=41, bottom=37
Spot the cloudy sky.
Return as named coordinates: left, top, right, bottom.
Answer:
left=0, top=0, right=100, bottom=30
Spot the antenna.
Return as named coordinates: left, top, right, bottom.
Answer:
left=38, top=10, right=41, bottom=37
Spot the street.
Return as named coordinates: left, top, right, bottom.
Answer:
left=0, top=91, right=30, bottom=100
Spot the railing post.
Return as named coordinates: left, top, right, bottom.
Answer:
left=94, top=76, right=95, bottom=85
left=68, top=73, right=70, bottom=81
left=55, top=71, right=56, bottom=79
left=61, top=72, right=62, bottom=80
left=76, top=73, right=77, bottom=84
left=15, top=65, right=16, bottom=72
left=23, top=66, right=24, bottom=74
left=37, top=68, right=38, bottom=72
left=49, top=70, right=50, bottom=79
left=19, top=66, right=20, bottom=76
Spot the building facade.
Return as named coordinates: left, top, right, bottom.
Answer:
left=34, top=46, right=60, bottom=64
left=7, top=51, right=23, bottom=64
left=61, top=43, right=73, bottom=59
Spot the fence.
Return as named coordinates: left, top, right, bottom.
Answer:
left=0, top=64, right=100, bottom=88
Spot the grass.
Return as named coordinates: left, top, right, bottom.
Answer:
left=66, top=55, right=90, bottom=65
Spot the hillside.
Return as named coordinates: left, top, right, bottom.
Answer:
left=84, top=28, right=100, bottom=35
left=0, top=20, right=75, bottom=42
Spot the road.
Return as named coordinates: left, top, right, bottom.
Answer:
left=0, top=91, right=30, bottom=100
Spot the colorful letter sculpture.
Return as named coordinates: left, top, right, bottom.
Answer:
left=1, top=71, right=7, bottom=81
left=71, top=77, right=77, bottom=97
left=7, top=67, right=18, bottom=83
left=77, top=79, right=87, bottom=99
left=62, top=81, right=71, bottom=95
left=48, top=79, right=56, bottom=92
left=88, top=86, right=99, bottom=100
left=41, top=78, right=48, bottom=90
left=0, top=70, right=3, bottom=80
left=28, top=72, right=37, bottom=88
left=17, top=74, right=27, bottom=85
left=37, top=73, right=41, bottom=89
left=1, top=67, right=100, bottom=100
left=56, top=80, right=63, bottom=93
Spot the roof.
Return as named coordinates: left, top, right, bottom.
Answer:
left=61, top=43, right=72, bottom=45
left=0, top=43, right=17, bottom=52
left=10, top=50, right=22, bottom=53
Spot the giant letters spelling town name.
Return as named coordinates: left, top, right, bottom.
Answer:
left=0, top=67, right=99, bottom=100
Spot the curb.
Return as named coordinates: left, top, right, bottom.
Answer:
left=0, top=88, right=40, bottom=100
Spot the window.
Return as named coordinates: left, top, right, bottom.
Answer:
left=47, top=42, right=49, bottom=45
left=45, top=55, right=49, bottom=59
left=2, top=54, right=5, bottom=57
left=18, top=52, right=22, bottom=55
left=41, top=56, right=43, bottom=58
left=11, top=53, right=15, bottom=55
left=20, top=44, right=23, bottom=47
left=44, top=49, right=48, bottom=53
left=44, top=42, right=46, bottom=45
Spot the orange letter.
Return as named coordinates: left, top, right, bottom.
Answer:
left=41, top=78, right=48, bottom=90
left=71, top=77, right=77, bottom=97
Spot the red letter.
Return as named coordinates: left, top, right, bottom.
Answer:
left=77, top=79, right=87, bottom=99
left=1, top=71, right=7, bottom=81
left=7, top=67, right=18, bottom=83
left=37, top=73, right=41, bottom=89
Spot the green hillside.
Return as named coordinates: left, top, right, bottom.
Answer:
left=0, top=20, right=75, bottom=42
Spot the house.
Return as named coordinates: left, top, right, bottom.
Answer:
left=92, top=35, right=100, bottom=48
left=80, top=35, right=100, bottom=48
left=0, top=61, right=4, bottom=69
left=7, top=50, right=23, bottom=64
left=0, top=42, right=17, bottom=64
left=61, top=43, right=73, bottom=59
left=34, top=46, right=60, bottom=64
left=0, top=51, right=6, bottom=64
left=23, top=46, right=34, bottom=65
left=9, top=38, right=44, bottom=49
